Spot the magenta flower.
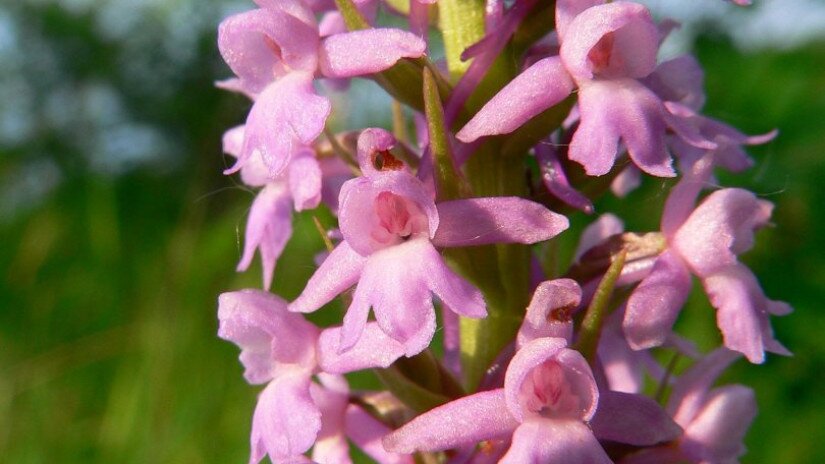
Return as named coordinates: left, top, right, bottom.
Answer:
left=222, top=125, right=323, bottom=289
left=624, top=155, right=791, bottom=363
left=621, top=349, right=757, bottom=464
left=218, top=0, right=426, bottom=178
left=217, top=290, right=410, bottom=463
left=289, top=128, right=569, bottom=356
left=384, top=338, right=611, bottom=463
left=457, top=1, right=712, bottom=177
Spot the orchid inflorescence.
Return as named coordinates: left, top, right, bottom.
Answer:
left=214, top=0, right=789, bottom=462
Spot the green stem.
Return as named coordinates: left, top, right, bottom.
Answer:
left=575, top=250, right=627, bottom=363
left=438, top=0, right=487, bottom=81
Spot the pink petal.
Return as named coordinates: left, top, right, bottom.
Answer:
left=223, top=125, right=271, bottom=187
left=610, top=165, right=642, bottom=197
left=317, top=322, right=407, bottom=373
left=623, top=250, right=692, bottom=350
left=237, top=183, right=293, bottom=290
left=431, top=197, right=569, bottom=248
left=233, top=73, right=331, bottom=178
left=642, top=55, right=706, bottom=110
left=289, top=241, right=367, bottom=314
left=319, top=29, right=426, bottom=78
left=555, top=0, right=605, bottom=40
left=346, top=405, right=414, bottom=464
left=250, top=372, right=321, bottom=463
left=702, top=264, right=788, bottom=364
left=504, top=339, right=598, bottom=422
left=341, top=239, right=478, bottom=356
left=590, top=391, right=683, bottom=446
left=218, top=290, right=319, bottom=384
left=681, top=385, right=756, bottom=463
left=499, top=418, right=611, bottom=464
left=560, top=2, right=658, bottom=81
left=355, top=128, right=408, bottom=177
left=218, top=8, right=319, bottom=94
left=571, top=79, right=673, bottom=177
left=668, top=347, right=740, bottom=424
left=441, top=305, right=461, bottom=376
left=660, top=153, right=715, bottom=237
left=420, top=241, right=487, bottom=319
left=535, top=142, right=595, bottom=213
left=674, top=188, right=773, bottom=277
left=598, top=317, right=644, bottom=394
left=574, top=213, right=624, bottom=261
left=455, top=57, right=574, bottom=142
left=383, top=389, right=518, bottom=454
left=288, top=151, right=323, bottom=211
left=310, top=381, right=351, bottom=464
left=338, top=172, right=438, bottom=256
left=517, top=279, right=582, bottom=347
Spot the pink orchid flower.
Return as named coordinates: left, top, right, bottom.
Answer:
left=621, top=349, right=757, bottom=464
left=384, top=337, right=612, bottom=463
left=289, top=128, right=569, bottom=356
left=218, top=0, right=426, bottom=178
left=458, top=1, right=715, bottom=177
left=624, top=155, right=791, bottom=363
left=217, top=290, right=411, bottom=464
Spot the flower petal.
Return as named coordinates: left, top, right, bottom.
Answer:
left=674, top=188, right=773, bottom=277
left=420, top=241, right=487, bottom=319
left=702, top=264, right=788, bottom=364
left=668, top=347, right=740, bottom=424
left=574, top=213, right=624, bottom=261
left=319, top=29, right=426, bottom=78
left=383, top=389, right=518, bottom=454
left=235, top=73, right=331, bottom=177
left=338, top=172, right=438, bottom=256
left=571, top=79, right=673, bottom=177
left=340, top=239, right=441, bottom=355
left=290, top=241, right=367, bottom=314
left=681, top=385, right=756, bottom=463
left=660, top=152, right=714, bottom=237
left=517, top=279, right=582, bottom=347
left=535, top=143, right=595, bottom=213
left=237, top=183, right=293, bottom=290
left=310, top=381, right=351, bottom=464
left=250, top=372, right=321, bottom=463
left=456, top=57, right=574, bottom=142
left=642, top=55, right=706, bottom=110
left=504, top=338, right=598, bottom=422
left=318, top=322, right=407, bottom=373
left=624, top=250, right=692, bottom=350
left=346, top=405, right=414, bottom=464
left=218, top=289, right=318, bottom=384
left=555, top=0, right=605, bottom=40
left=499, top=418, right=611, bottom=464
left=223, top=125, right=272, bottom=187
left=590, top=391, right=683, bottom=446
left=289, top=151, right=323, bottom=211
left=560, top=2, right=658, bottom=81
left=432, top=197, right=569, bottom=247
left=218, top=8, right=318, bottom=94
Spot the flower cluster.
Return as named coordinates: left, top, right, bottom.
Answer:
left=214, top=0, right=790, bottom=463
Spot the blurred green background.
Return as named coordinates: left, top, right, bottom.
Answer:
left=1, top=1, right=824, bottom=463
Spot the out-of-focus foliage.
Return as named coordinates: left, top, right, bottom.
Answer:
left=0, top=1, right=824, bottom=463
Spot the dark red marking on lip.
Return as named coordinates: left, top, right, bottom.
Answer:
left=373, top=149, right=404, bottom=171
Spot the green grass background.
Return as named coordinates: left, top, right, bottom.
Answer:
left=1, top=4, right=824, bottom=463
